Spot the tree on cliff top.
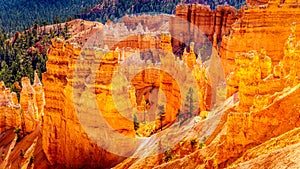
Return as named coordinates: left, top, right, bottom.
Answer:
left=0, top=21, right=70, bottom=99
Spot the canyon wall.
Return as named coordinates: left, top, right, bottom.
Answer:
left=218, top=83, right=300, bottom=167
left=42, top=39, right=134, bottom=168
left=42, top=30, right=211, bottom=167
left=106, top=4, right=241, bottom=59
left=220, top=0, right=300, bottom=75
left=170, top=4, right=240, bottom=56
left=102, top=20, right=167, bottom=51
left=217, top=26, right=300, bottom=166
left=121, top=14, right=171, bottom=31
left=124, top=22, right=300, bottom=169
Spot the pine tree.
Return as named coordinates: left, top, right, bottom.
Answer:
left=133, top=113, right=139, bottom=131
left=42, top=20, right=48, bottom=35
left=185, top=88, right=195, bottom=118
left=158, top=105, right=165, bottom=131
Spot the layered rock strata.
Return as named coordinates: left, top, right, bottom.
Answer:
left=42, top=39, right=133, bottom=168
left=220, top=0, right=300, bottom=74
left=0, top=82, right=21, bottom=133
left=218, top=24, right=300, bottom=166
left=227, top=25, right=300, bottom=111
left=170, top=4, right=239, bottom=55
left=113, top=21, right=300, bottom=169
left=0, top=72, right=43, bottom=134
left=42, top=30, right=211, bottom=167
left=20, top=73, right=44, bottom=133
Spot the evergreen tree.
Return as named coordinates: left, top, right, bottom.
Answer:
left=0, top=21, right=68, bottom=98
left=133, top=113, right=139, bottom=131
left=185, top=87, right=195, bottom=118
left=158, top=105, right=165, bottom=131
left=42, top=20, right=48, bottom=35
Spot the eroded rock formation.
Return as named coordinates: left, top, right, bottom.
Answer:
left=42, top=39, right=132, bottom=168
left=102, top=20, right=167, bottom=51
left=220, top=0, right=300, bottom=75
left=216, top=23, right=300, bottom=167
left=20, top=74, right=44, bottom=133
left=0, top=72, right=43, bottom=134
left=170, top=4, right=239, bottom=56
left=0, top=82, right=21, bottom=133
left=113, top=20, right=300, bottom=169
left=41, top=27, right=212, bottom=167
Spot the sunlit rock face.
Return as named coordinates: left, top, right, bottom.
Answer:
left=227, top=23, right=300, bottom=111
left=101, top=17, right=169, bottom=51
left=226, top=49, right=274, bottom=111
left=0, top=72, right=43, bottom=134
left=218, top=83, right=300, bottom=167
left=42, top=28, right=211, bottom=167
left=246, top=0, right=269, bottom=5
left=220, top=1, right=300, bottom=75
left=218, top=25, right=300, bottom=167
left=42, top=39, right=133, bottom=168
left=20, top=76, right=42, bottom=133
left=0, top=82, right=21, bottom=133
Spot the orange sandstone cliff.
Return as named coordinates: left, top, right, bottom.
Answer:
left=170, top=4, right=240, bottom=57
left=2, top=2, right=300, bottom=169
left=113, top=23, right=300, bottom=169
left=42, top=39, right=134, bottom=168
left=220, top=0, right=300, bottom=74
left=0, top=82, right=21, bottom=134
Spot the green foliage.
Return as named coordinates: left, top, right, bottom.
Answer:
left=163, top=146, right=174, bottom=163
left=14, top=126, right=22, bottom=142
left=158, top=105, right=165, bottom=116
left=0, top=0, right=101, bottom=34
left=133, top=113, right=139, bottom=131
left=13, top=126, right=20, bottom=134
left=78, top=0, right=245, bottom=24
left=184, top=87, right=196, bottom=118
left=0, top=1, right=245, bottom=35
left=29, top=155, right=35, bottom=165
left=190, top=138, right=198, bottom=148
left=0, top=22, right=69, bottom=98
left=20, top=150, right=24, bottom=158
left=198, top=141, right=206, bottom=149
left=158, top=105, right=165, bottom=131
left=79, top=0, right=180, bottom=23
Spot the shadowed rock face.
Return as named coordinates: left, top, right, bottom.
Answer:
left=170, top=4, right=240, bottom=58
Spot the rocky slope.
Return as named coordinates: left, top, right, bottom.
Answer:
left=230, top=127, right=300, bottom=168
